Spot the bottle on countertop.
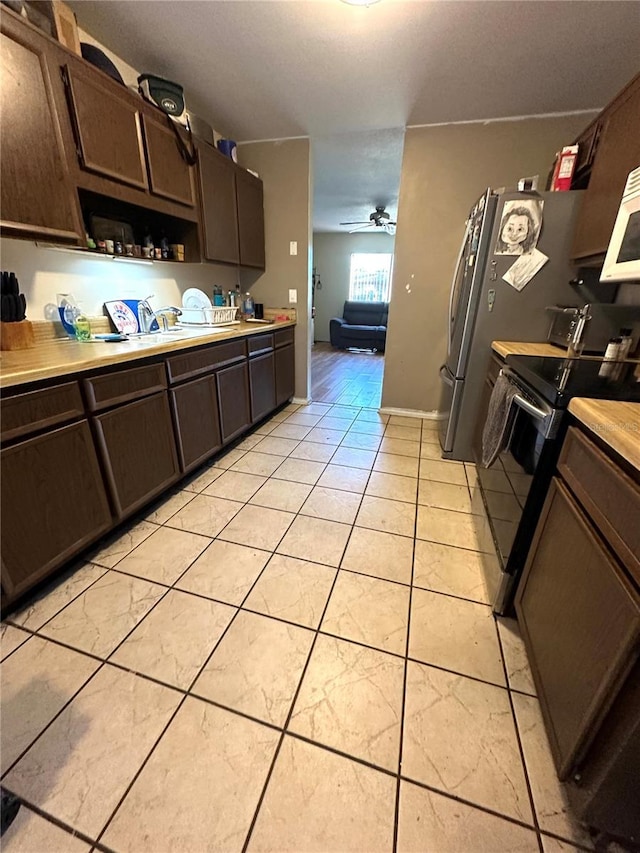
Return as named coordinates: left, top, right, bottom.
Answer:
left=213, top=285, right=225, bottom=306
left=228, top=289, right=236, bottom=308
left=243, top=291, right=255, bottom=318
left=617, top=328, right=633, bottom=361
left=598, top=335, right=623, bottom=378
left=73, top=312, right=92, bottom=341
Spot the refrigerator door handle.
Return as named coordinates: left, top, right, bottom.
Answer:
left=439, top=365, right=454, bottom=386
left=447, top=219, right=471, bottom=356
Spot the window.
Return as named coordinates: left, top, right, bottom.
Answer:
left=348, top=253, right=393, bottom=302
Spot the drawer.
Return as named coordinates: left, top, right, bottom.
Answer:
left=559, top=427, right=640, bottom=582
left=1, top=382, right=84, bottom=442
left=166, top=339, right=246, bottom=384
left=248, top=333, right=274, bottom=356
left=274, top=327, right=294, bottom=348
left=84, top=363, right=166, bottom=411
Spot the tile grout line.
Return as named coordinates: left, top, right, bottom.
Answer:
left=2, top=404, right=551, bottom=850
left=92, top=498, right=308, bottom=849
left=494, top=615, right=545, bottom=852
left=238, top=516, right=359, bottom=853
left=392, top=416, right=422, bottom=852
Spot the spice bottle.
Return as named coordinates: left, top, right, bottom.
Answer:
left=617, top=328, right=633, bottom=361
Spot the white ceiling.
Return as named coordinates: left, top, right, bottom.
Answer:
left=69, top=0, right=640, bottom=233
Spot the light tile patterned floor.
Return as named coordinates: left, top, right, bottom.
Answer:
left=0, top=403, right=593, bottom=853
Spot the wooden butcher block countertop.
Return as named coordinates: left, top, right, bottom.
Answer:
left=568, top=398, right=640, bottom=472
left=0, top=319, right=295, bottom=389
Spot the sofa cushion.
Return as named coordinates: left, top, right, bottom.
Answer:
left=341, top=324, right=379, bottom=341
left=342, top=301, right=388, bottom=326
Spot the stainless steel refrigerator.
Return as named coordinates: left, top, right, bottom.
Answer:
left=438, top=188, right=586, bottom=461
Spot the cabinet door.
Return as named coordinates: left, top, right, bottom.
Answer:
left=249, top=352, right=276, bottom=424
left=141, top=113, right=195, bottom=207
left=275, top=344, right=295, bottom=406
left=198, top=143, right=240, bottom=264
left=0, top=421, right=112, bottom=601
left=236, top=168, right=265, bottom=269
left=170, top=374, right=222, bottom=472
left=94, top=392, right=179, bottom=519
left=0, top=31, right=82, bottom=242
left=515, top=478, right=640, bottom=778
left=216, top=362, right=251, bottom=442
left=65, top=65, right=148, bottom=190
left=571, top=75, right=640, bottom=263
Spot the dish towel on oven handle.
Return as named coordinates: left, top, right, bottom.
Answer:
left=482, top=371, right=519, bottom=468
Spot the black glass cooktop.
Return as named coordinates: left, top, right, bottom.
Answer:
left=505, top=355, right=640, bottom=407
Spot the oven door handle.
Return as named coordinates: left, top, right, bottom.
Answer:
left=513, top=393, right=551, bottom=421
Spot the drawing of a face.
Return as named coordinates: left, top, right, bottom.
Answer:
left=501, top=214, right=529, bottom=249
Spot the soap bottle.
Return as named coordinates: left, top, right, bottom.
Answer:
left=243, top=291, right=255, bottom=318
left=73, top=312, right=92, bottom=341
left=213, top=285, right=225, bottom=307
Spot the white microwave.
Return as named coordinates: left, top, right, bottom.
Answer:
left=601, top=166, right=640, bottom=283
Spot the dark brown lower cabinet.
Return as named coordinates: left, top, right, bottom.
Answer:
left=93, top=392, right=179, bottom=519
left=170, top=374, right=222, bottom=472
left=249, top=352, right=276, bottom=424
left=0, top=421, right=111, bottom=599
left=516, top=477, right=640, bottom=779
left=275, top=344, right=295, bottom=406
left=216, top=362, right=251, bottom=442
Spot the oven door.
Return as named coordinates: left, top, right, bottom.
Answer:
left=476, top=370, right=563, bottom=614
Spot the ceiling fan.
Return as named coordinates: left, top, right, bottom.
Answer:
left=340, top=206, right=397, bottom=234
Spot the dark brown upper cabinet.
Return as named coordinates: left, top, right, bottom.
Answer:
left=571, top=73, right=640, bottom=265
left=197, top=142, right=240, bottom=264
left=0, top=25, right=83, bottom=243
left=64, top=64, right=148, bottom=191
left=236, top=168, right=266, bottom=269
left=141, top=113, right=196, bottom=207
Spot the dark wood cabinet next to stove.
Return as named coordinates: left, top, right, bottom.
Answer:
left=516, top=425, right=640, bottom=842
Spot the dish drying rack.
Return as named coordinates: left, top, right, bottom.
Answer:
left=179, top=306, right=240, bottom=326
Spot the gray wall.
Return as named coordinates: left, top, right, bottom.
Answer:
left=312, top=232, right=395, bottom=342
left=382, top=112, right=598, bottom=414
left=237, top=138, right=313, bottom=401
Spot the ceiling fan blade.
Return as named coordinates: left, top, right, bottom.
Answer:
left=340, top=221, right=369, bottom=225
left=349, top=224, right=374, bottom=233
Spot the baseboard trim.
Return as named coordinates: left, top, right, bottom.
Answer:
left=291, top=396, right=312, bottom=405
left=378, top=406, right=445, bottom=421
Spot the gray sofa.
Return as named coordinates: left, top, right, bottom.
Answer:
left=329, top=301, right=388, bottom=351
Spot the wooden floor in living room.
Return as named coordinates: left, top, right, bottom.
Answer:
left=311, top=342, right=384, bottom=406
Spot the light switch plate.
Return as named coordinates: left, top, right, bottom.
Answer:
left=289, top=289, right=297, bottom=303
left=289, top=241, right=298, bottom=255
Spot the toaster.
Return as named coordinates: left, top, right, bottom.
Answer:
left=546, top=304, right=640, bottom=354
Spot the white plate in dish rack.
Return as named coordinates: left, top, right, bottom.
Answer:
left=182, top=288, right=211, bottom=309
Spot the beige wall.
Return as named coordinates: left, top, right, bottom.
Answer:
left=381, top=113, right=597, bottom=413
left=312, top=232, right=395, bottom=342
left=237, top=138, right=312, bottom=401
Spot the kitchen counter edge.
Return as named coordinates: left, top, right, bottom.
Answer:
left=568, top=398, right=640, bottom=473
left=0, top=320, right=296, bottom=390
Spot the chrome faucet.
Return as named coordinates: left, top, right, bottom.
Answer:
left=137, top=297, right=182, bottom=333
